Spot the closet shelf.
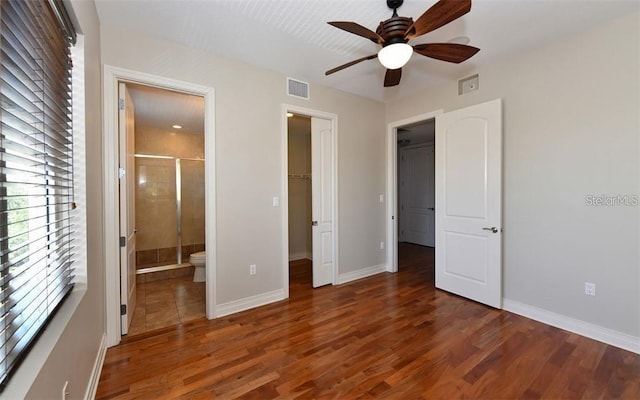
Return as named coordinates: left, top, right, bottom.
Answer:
left=288, top=173, right=311, bottom=180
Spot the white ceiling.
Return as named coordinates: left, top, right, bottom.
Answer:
left=96, top=0, right=638, bottom=102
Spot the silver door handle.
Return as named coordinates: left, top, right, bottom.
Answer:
left=482, top=227, right=499, bottom=233
left=311, top=221, right=318, bottom=226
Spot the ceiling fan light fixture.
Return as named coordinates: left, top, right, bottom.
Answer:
left=378, top=42, right=413, bottom=70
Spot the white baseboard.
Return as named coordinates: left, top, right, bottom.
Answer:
left=503, top=299, right=640, bottom=354
left=337, top=263, right=387, bottom=285
left=85, top=333, right=107, bottom=400
left=215, top=289, right=286, bottom=318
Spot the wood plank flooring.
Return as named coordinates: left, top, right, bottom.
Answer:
left=97, top=243, right=640, bottom=399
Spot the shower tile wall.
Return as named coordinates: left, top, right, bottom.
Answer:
left=135, top=126, right=205, bottom=269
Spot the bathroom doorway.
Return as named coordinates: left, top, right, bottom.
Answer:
left=104, top=65, right=216, bottom=347
left=120, top=82, right=206, bottom=336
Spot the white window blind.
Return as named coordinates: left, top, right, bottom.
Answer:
left=0, top=0, right=77, bottom=390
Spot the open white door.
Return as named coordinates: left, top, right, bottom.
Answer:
left=118, top=83, right=137, bottom=334
left=311, top=117, right=334, bottom=287
left=435, top=99, right=502, bottom=308
left=399, top=145, right=435, bottom=247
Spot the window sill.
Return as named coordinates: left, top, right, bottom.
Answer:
left=1, top=284, right=87, bottom=398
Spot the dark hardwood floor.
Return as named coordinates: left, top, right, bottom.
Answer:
left=97, top=243, right=640, bottom=399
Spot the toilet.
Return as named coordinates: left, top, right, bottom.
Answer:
left=190, top=251, right=206, bottom=282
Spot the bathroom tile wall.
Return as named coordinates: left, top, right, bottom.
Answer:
left=135, top=126, right=205, bottom=267
left=135, top=243, right=206, bottom=269
left=136, top=126, right=204, bottom=160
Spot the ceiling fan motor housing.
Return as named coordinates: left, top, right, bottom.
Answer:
left=376, top=16, right=413, bottom=46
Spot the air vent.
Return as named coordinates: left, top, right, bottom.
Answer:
left=287, top=78, right=309, bottom=100
left=458, top=74, right=479, bottom=95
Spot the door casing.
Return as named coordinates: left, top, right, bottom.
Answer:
left=103, top=65, right=216, bottom=347
left=282, top=105, right=339, bottom=295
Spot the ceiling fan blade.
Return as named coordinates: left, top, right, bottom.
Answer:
left=384, top=68, right=402, bottom=87
left=413, top=43, right=479, bottom=63
left=328, top=21, right=384, bottom=44
left=405, top=0, right=471, bottom=40
left=325, top=54, right=378, bottom=75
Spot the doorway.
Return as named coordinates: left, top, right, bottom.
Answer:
left=396, top=119, right=436, bottom=272
left=287, top=114, right=313, bottom=289
left=386, top=110, right=442, bottom=273
left=120, top=82, right=206, bottom=336
left=282, top=105, right=338, bottom=297
left=103, top=65, right=216, bottom=347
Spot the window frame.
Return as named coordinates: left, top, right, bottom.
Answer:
left=0, top=0, right=81, bottom=392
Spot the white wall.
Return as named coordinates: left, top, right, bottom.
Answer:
left=2, top=0, right=106, bottom=398
left=386, top=13, right=640, bottom=337
left=99, top=24, right=387, bottom=305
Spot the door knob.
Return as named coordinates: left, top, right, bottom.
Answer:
left=482, top=227, right=499, bottom=233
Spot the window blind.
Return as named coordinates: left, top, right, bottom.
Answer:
left=0, top=0, right=77, bottom=390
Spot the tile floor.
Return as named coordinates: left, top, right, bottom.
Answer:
left=127, top=274, right=206, bottom=336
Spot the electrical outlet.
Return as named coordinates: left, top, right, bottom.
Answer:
left=380, top=241, right=385, bottom=250
left=379, top=194, right=384, bottom=203
left=250, top=264, right=256, bottom=275
left=62, top=381, right=69, bottom=400
left=584, top=282, right=596, bottom=296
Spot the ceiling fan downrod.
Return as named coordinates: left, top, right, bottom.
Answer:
left=387, top=0, right=404, bottom=17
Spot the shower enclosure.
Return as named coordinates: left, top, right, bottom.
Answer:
left=135, top=155, right=205, bottom=272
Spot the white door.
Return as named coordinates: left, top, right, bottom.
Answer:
left=119, top=83, right=137, bottom=334
left=399, top=145, right=435, bottom=246
left=435, top=99, right=502, bottom=308
left=311, top=117, right=334, bottom=288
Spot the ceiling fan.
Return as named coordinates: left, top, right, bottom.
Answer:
left=325, top=0, right=480, bottom=87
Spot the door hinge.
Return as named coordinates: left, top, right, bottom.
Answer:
left=118, top=98, right=125, bottom=110
left=120, top=304, right=127, bottom=315
left=119, top=236, right=126, bottom=247
left=118, top=167, right=125, bottom=179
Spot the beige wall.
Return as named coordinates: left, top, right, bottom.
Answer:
left=100, top=24, right=387, bottom=304
left=8, top=0, right=106, bottom=398
left=288, top=116, right=312, bottom=260
left=386, top=13, right=640, bottom=337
